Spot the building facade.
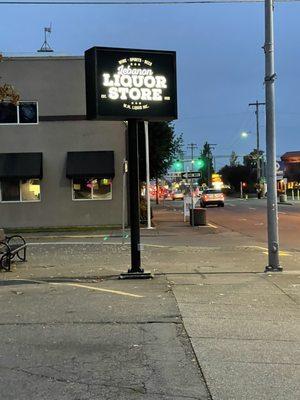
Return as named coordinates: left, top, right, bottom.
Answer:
left=0, top=55, right=127, bottom=228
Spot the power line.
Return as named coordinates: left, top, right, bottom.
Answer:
left=0, top=0, right=300, bottom=5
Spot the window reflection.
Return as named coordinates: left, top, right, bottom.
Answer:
left=1, top=179, right=41, bottom=202
left=73, top=178, right=92, bottom=200
left=93, top=179, right=112, bottom=200
left=72, top=178, right=112, bottom=200
left=21, top=179, right=41, bottom=201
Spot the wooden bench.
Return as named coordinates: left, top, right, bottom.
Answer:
left=0, top=229, right=27, bottom=271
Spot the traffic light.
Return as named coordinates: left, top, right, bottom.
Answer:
left=194, top=158, right=205, bottom=169
left=242, top=182, right=247, bottom=188
left=173, top=159, right=184, bottom=172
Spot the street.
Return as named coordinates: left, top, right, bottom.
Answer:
left=166, top=197, right=300, bottom=251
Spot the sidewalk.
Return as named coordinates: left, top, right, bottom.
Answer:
left=0, top=206, right=299, bottom=399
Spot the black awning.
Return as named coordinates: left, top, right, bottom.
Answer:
left=0, top=153, right=43, bottom=180
left=66, top=151, right=115, bottom=179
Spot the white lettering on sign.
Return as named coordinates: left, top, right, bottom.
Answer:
left=101, top=57, right=169, bottom=110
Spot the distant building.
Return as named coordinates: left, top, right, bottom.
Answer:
left=281, top=151, right=300, bottom=188
left=0, top=55, right=127, bottom=229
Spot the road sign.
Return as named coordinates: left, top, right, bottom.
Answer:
left=181, top=171, right=202, bottom=179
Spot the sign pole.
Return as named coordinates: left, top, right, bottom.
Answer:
left=121, top=158, right=128, bottom=244
left=264, top=0, right=282, bottom=272
left=120, top=119, right=152, bottom=279
left=85, top=46, right=177, bottom=279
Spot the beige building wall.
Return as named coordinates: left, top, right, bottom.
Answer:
left=0, top=56, right=127, bottom=228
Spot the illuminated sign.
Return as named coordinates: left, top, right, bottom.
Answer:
left=85, top=47, right=177, bottom=121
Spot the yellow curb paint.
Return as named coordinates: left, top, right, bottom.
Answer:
left=50, top=282, right=144, bottom=298
left=207, top=223, right=218, bottom=229
left=263, top=251, right=292, bottom=257
left=240, top=245, right=293, bottom=257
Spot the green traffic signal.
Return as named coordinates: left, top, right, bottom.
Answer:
left=173, top=159, right=183, bottom=171
left=194, top=158, right=205, bottom=169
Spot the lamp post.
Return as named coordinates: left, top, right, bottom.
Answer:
left=241, top=130, right=264, bottom=197
left=249, top=101, right=266, bottom=188
left=264, top=0, right=282, bottom=271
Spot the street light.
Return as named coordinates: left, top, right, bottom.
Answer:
left=241, top=130, right=264, bottom=193
left=241, top=131, right=250, bottom=138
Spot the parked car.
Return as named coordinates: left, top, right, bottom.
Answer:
left=200, top=189, right=225, bottom=207
left=171, top=190, right=184, bottom=201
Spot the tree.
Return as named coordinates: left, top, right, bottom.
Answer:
left=138, top=121, right=183, bottom=182
left=219, top=149, right=260, bottom=192
left=0, top=53, right=20, bottom=105
left=219, top=164, right=252, bottom=192
left=199, top=141, right=214, bottom=185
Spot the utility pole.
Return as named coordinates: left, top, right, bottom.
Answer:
left=207, top=143, right=217, bottom=187
left=187, top=143, right=198, bottom=227
left=249, top=100, right=265, bottom=188
left=187, top=143, right=198, bottom=165
left=264, top=0, right=282, bottom=272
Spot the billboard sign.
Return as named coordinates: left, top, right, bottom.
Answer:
left=276, top=160, right=285, bottom=178
left=85, top=46, right=177, bottom=121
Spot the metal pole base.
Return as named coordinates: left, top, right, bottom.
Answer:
left=119, top=271, right=153, bottom=279
left=264, top=265, right=283, bottom=273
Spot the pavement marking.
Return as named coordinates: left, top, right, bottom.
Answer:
left=28, top=234, right=124, bottom=239
left=249, top=207, right=256, bottom=210
left=263, top=251, right=292, bottom=257
left=238, top=218, right=247, bottom=221
left=50, top=282, right=144, bottom=298
left=207, top=223, right=218, bottom=229
left=239, top=245, right=293, bottom=257
left=142, top=243, right=170, bottom=248
left=27, top=242, right=172, bottom=249
left=28, top=242, right=110, bottom=246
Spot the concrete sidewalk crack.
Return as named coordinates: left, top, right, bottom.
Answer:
left=259, top=274, right=299, bottom=305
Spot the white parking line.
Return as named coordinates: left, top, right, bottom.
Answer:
left=50, top=282, right=144, bottom=298
left=208, top=223, right=218, bottom=229
left=28, top=242, right=109, bottom=246
left=27, top=242, right=170, bottom=249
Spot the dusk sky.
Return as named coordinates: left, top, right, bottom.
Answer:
left=1, top=1, right=299, bottom=169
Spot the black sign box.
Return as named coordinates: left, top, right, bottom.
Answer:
left=85, top=46, right=177, bottom=121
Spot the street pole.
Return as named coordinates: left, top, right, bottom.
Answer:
left=144, top=121, right=152, bottom=229
left=249, top=101, right=265, bottom=189
left=120, top=119, right=152, bottom=279
left=122, top=158, right=128, bottom=244
left=264, top=0, right=282, bottom=272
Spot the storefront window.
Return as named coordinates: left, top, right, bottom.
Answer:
left=72, top=178, right=112, bottom=200
left=0, top=179, right=41, bottom=202
left=1, top=180, right=20, bottom=201
left=21, top=179, right=41, bottom=201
